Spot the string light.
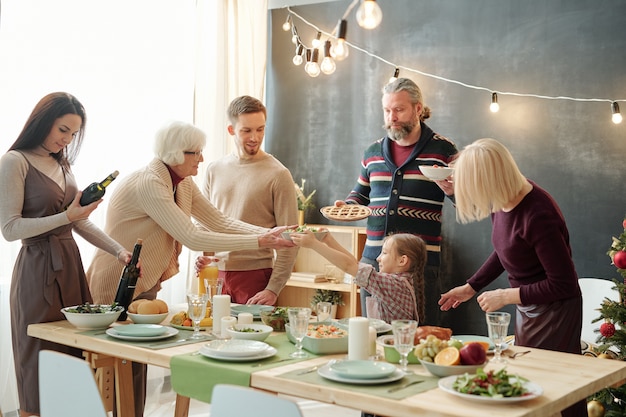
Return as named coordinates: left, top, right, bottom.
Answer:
left=292, top=44, right=304, bottom=66
left=291, top=25, right=299, bottom=45
left=356, top=0, right=383, bottom=29
left=389, top=67, right=400, bottom=83
left=312, top=31, right=322, bottom=49
left=331, top=19, right=349, bottom=61
left=282, top=14, right=292, bottom=31
left=612, top=102, right=622, bottom=124
left=283, top=6, right=624, bottom=125
left=320, top=40, right=336, bottom=75
left=490, top=92, right=500, bottom=113
left=305, top=48, right=321, bottom=77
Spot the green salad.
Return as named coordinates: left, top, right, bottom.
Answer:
left=65, top=302, right=122, bottom=314
left=452, top=368, right=530, bottom=398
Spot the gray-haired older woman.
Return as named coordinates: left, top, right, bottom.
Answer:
left=86, top=121, right=294, bottom=416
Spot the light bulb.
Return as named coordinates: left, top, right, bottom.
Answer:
left=389, top=67, right=400, bottom=83
left=332, top=20, right=349, bottom=61
left=490, top=92, right=500, bottom=113
left=312, top=32, right=322, bottom=49
left=292, top=44, right=304, bottom=66
left=611, top=102, right=622, bottom=124
left=356, top=0, right=383, bottom=30
left=305, top=48, right=321, bottom=77
left=282, top=15, right=291, bottom=31
left=321, top=40, right=336, bottom=75
left=291, top=26, right=299, bottom=45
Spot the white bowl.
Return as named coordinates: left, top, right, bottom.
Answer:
left=419, top=165, right=454, bottom=181
left=61, top=305, right=123, bottom=330
left=420, top=359, right=487, bottom=377
left=127, top=312, right=168, bottom=324
left=226, top=323, right=273, bottom=341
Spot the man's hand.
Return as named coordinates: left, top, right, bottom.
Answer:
left=246, top=289, right=277, bottom=306
left=258, top=226, right=296, bottom=249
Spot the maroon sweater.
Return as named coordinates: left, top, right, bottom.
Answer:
left=467, top=182, right=581, bottom=305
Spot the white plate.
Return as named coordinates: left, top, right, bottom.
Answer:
left=337, top=318, right=391, bottom=334
left=170, top=324, right=210, bottom=331
left=230, top=305, right=274, bottom=318
left=317, top=363, right=405, bottom=385
left=419, top=165, right=454, bottom=181
left=106, top=326, right=178, bottom=341
left=438, top=375, right=543, bottom=403
left=202, top=339, right=270, bottom=357
left=329, top=360, right=397, bottom=379
left=452, top=335, right=508, bottom=353
left=199, top=346, right=277, bottom=362
left=113, top=324, right=167, bottom=337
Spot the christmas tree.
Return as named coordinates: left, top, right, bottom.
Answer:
left=587, top=216, right=626, bottom=417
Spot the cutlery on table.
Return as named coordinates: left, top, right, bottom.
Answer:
left=251, top=358, right=294, bottom=367
left=296, top=359, right=336, bottom=375
left=387, top=380, right=424, bottom=393
left=506, top=350, right=530, bottom=359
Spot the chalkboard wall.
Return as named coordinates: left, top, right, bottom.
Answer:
left=266, top=0, right=626, bottom=335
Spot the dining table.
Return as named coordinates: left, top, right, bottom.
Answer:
left=28, top=318, right=626, bottom=417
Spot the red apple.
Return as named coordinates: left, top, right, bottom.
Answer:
left=614, top=250, right=626, bottom=269
left=459, top=342, right=487, bottom=365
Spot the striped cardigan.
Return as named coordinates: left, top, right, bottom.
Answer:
left=346, top=123, right=457, bottom=266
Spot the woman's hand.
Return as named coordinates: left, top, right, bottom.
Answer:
left=434, top=177, right=454, bottom=196
left=65, top=191, right=102, bottom=222
left=117, top=250, right=133, bottom=264
left=289, top=229, right=318, bottom=248
left=438, top=283, right=476, bottom=311
left=258, top=226, right=296, bottom=249
left=477, top=288, right=520, bottom=312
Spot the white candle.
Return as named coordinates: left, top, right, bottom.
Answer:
left=238, top=312, right=253, bottom=325
left=221, top=316, right=237, bottom=338
left=212, top=294, right=231, bottom=336
left=348, top=317, right=370, bottom=360
left=369, top=326, right=377, bottom=357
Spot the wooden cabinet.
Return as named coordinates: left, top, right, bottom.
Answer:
left=276, top=225, right=366, bottom=317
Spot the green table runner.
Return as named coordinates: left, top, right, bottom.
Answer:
left=170, top=333, right=318, bottom=403
left=276, top=365, right=439, bottom=400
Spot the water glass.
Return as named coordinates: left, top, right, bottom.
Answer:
left=186, top=293, right=209, bottom=339
left=486, top=311, right=511, bottom=363
left=391, top=319, right=418, bottom=374
left=288, top=307, right=311, bottom=358
left=316, top=301, right=332, bottom=323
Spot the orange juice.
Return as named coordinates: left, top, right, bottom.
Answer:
left=198, top=263, right=219, bottom=294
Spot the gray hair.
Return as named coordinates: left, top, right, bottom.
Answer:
left=153, top=121, right=206, bottom=165
left=382, top=78, right=431, bottom=120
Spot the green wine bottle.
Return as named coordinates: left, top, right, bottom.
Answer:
left=79, top=170, right=119, bottom=206
left=114, top=238, right=143, bottom=321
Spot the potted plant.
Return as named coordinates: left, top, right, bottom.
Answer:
left=294, top=178, right=316, bottom=225
left=310, top=289, right=345, bottom=319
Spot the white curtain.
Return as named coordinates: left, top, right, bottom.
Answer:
left=0, top=0, right=267, bottom=414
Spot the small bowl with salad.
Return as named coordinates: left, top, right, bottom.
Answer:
left=61, top=303, right=124, bottom=330
left=260, top=307, right=289, bottom=331
left=281, top=225, right=328, bottom=241
left=226, top=323, right=273, bottom=341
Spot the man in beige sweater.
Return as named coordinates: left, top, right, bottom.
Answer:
left=198, top=96, right=298, bottom=305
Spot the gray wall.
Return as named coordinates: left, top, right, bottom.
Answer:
left=265, top=0, right=626, bottom=336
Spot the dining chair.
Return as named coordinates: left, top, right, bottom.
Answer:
left=210, top=384, right=304, bottom=417
left=579, top=277, right=620, bottom=345
left=39, top=350, right=107, bottom=417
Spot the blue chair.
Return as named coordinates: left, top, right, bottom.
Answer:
left=210, top=384, right=303, bottom=417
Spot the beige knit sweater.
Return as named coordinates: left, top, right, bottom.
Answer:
left=204, top=151, right=299, bottom=295
left=86, top=158, right=267, bottom=304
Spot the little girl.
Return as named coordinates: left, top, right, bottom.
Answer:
left=290, top=231, right=426, bottom=324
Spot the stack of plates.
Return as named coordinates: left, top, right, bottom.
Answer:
left=199, top=339, right=277, bottom=362
left=106, top=324, right=178, bottom=341
left=317, top=360, right=404, bottom=385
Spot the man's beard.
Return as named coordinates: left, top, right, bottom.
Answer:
left=384, top=113, right=419, bottom=141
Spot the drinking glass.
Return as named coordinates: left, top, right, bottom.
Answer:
left=186, top=293, right=209, bottom=339
left=391, top=319, right=418, bottom=374
left=486, top=311, right=511, bottom=363
left=288, top=307, right=311, bottom=358
left=203, top=277, right=223, bottom=308
left=316, top=301, right=332, bottom=324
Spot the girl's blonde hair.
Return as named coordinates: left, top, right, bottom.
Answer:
left=454, top=138, right=527, bottom=224
left=385, top=233, right=427, bottom=323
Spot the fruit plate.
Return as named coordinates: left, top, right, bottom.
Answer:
left=451, top=335, right=508, bottom=353
left=438, top=375, right=543, bottom=403
left=421, top=360, right=487, bottom=377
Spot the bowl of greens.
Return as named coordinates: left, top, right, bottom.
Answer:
left=259, top=306, right=289, bottom=332
left=281, top=225, right=328, bottom=241
left=61, top=303, right=124, bottom=330
left=226, top=323, right=273, bottom=341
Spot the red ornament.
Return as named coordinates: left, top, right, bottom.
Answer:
left=614, top=250, right=626, bottom=269
left=600, top=322, right=616, bottom=338
left=622, top=218, right=626, bottom=229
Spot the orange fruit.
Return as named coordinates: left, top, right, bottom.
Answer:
left=434, top=347, right=461, bottom=366
left=464, top=341, right=490, bottom=352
